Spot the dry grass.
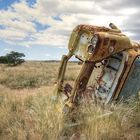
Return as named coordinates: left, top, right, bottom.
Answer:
left=0, top=61, right=81, bottom=89
left=0, top=61, right=140, bottom=140
left=0, top=61, right=59, bottom=89
left=80, top=100, right=140, bottom=140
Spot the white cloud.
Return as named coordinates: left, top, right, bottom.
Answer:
left=3, top=48, right=12, bottom=52
left=36, top=0, right=103, bottom=15
left=118, top=8, right=138, bottom=15
left=0, top=28, right=27, bottom=41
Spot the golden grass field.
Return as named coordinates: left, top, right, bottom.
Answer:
left=0, top=61, right=140, bottom=140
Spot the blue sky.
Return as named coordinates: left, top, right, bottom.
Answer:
left=0, top=0, right=139, bottom=60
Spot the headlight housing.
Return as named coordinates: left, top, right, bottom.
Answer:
left=88, top=34, right=99, bottom=54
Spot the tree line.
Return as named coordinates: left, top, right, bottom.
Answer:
left=0, top=51, right=25, bottom=66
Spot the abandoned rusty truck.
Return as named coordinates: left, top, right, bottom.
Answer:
left=56, top=23, right=140, bottom=112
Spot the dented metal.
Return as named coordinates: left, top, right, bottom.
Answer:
left=56, top=23, right=140, bottom=110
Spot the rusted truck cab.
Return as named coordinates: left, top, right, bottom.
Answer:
left=56, top=23, right=140, bottom=108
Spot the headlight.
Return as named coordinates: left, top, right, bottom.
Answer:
left=88, top=34, right=99, bottom=54
left=91, top=34, right=98, bottom=47
left=79, top=33, right=89, bottom=45
left=88, top=45, right=95, bottom=54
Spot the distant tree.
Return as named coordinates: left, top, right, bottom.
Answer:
left=0, top=51, right=25, bottom=66
left=0, top=56, right=7, bottom=63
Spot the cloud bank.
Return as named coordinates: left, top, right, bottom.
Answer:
left=0, top=0, right=140, bottom=49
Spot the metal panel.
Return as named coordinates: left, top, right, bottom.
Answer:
left=119, top=56, right=140, bottom=99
